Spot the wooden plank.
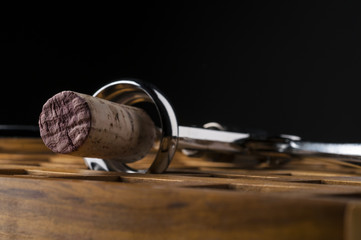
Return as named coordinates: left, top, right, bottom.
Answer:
left=0, top=138, right=51, bottom=154
left=345, top=202, right=361, bottom=240
left=0, top=176, right=347, bottom=240
left=2, top=138, right=361, bottom=239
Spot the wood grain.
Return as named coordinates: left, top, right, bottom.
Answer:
left=0, top=176, right=346, bottom=240
left=0, top=138, right=361, bottom=239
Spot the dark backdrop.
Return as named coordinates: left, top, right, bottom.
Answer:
left=1, top=2, right=361, bottom=142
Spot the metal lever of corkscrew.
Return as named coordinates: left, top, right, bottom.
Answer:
left=84, top=80, right=361, bottom=173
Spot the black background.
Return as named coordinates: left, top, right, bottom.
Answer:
left=1, top=2, right=361, bottom=142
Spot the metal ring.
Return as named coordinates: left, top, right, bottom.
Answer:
left=83, top=79, right=178, bottom=173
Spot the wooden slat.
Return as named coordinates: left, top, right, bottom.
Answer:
left=0, top=176, right=348, bottom=240
left=0, top=138, right=361, bottom=239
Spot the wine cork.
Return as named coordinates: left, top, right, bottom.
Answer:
left=39, top=91, right=156, bottom=163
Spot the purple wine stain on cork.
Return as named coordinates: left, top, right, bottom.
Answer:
left=39, top=91, right=91, bottom=153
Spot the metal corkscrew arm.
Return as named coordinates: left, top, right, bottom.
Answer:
left=82, top=80, right=250, bottom=173
left=77, top=79, right=361, bottom=173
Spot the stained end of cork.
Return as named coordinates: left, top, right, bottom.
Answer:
left=39, top=91, right=91, bottom=154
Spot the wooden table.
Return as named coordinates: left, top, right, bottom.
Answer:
left=0, top=138, right=361, bottom=239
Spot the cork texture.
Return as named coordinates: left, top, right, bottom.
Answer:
left=39, top=91, right=91, bottom=154
left=39, top=91, right=156, bottom=163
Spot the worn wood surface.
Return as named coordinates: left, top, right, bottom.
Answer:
left=0, top=138, right=361, bottom=239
